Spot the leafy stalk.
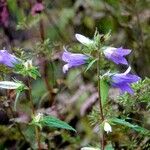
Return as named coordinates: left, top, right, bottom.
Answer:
left=97, top=51, right=105, bottom=150
left=27, top=78, right=41, bottom=150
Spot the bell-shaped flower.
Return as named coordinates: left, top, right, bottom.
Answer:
left=103, top=47, right=131, bottom=65
left=111, top=66, right=141, bottom=94
left=62, top=48, right=89, bottom=73
left=31, top=2, right=44, bottom=16
left=104, top=121, right=112, bottom=134
left=0, top=50, right=20, bottom=67
left=0, top=4, right=9, bottom=27
left=75, top=34, right=94, bottom=46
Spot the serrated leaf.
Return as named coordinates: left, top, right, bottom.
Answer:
left=0, top=81, right=22, bottom=89
left=40, top=116, right=76, bottom=132
left=100, top=79, right=109, bottom=106
left=110, top=118, right=150, bottom=135
left=85, top=59, right=97, bottom=72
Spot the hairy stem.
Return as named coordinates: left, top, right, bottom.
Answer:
left=97, top=51, right=105, bottom=150
left=27, top=78, right=41, bottom=150
left=39, top=16, right=55, bottom=106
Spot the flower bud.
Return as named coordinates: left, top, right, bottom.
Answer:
left=104, top=122, right=112, bottom=134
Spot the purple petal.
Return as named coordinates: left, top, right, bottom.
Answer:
left=103, top=47, right=131, bottom=65
left=62, top=50, right=89, bottom=66
left=110, top=54, right=128, bottom=65
left=115, top=47, right=131, bottom=56
left=112, top=83, right=134, bottom=94
left=0, top=50, right=19, bottom=67
left=31, top=3, right=44, bottom=16
left=62, top=50, right=72, bottom=62
left=112, top=74, right=141, bottom=84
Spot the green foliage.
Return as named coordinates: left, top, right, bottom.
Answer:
left=14, top=62, right=41, bottom=79
left=40, top=116, right=76, bottom=132
left=100, top=78, right=109, bottom=106
left=110, top=118, right=150, bottom=136
left=85, top=58, right=97, bottom=72
left=117, top=78, right=150, bottom=112
left=17, top=15, right=43, bottom=30
left=0, top=0, right=150, bottom=149
left=58, top=8, right=75, bottom=30
left=34, top=38, right=53, bottom=58
left=31, top=115, right=76, bottom=132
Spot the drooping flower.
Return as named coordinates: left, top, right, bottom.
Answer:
left=104, top=121, right=112, bottom=134
left=62, top=48, right=89, bottom=73
left=103, top=47, right=131, bottom=65
left=75, top=34, right=94, bottom=46
left=110, top=66, right=141, bottom=94
left=0, top=50, right=19, bottom=67
left=31, top=2, right=44, bottom=16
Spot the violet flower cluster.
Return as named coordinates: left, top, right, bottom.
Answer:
left=61, top=33, right=141, bottom=94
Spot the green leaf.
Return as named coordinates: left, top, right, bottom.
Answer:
left=40, top=116, right=76, bottom=132
left=110, top=118, right=150, bottom=135
left=100, top=79, right=109, bottom=106
left=105, top=144, right=114, bottom=150
left=14, top=92, right=20, bottom=111
left=85, top=59, right=97, bottom=72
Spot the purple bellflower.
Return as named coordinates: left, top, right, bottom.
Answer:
left=62, top=48, right=89, bottom=73
left=31, top=2, right=44, bottom=16
left=0, top=50, right=19, bottom=67
left=103, top=47, right=131, bottom=65
left=0, top=3, right=9, bottom=27
left=110, top=66, right=141, bottom=94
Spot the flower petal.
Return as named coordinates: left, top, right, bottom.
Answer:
left=63, top=64, right=70, bottom=73
left=75, top=34, right=93, bottom=45
left=0, top=50, right=19, bottom=67
left=118, top=84, right=134, bottom=94
left=115, top=47, right=131, bottom=56
left=110, top=54, right=128, bottom=65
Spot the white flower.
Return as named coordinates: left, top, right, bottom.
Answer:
left=24, top=60, right=33, bottom=69
left=34, top=113, right=43, bottom=123
left=104, top=122, right=112, bottom=134
left=0, top=81, right=23, bottom=89
left=75, top=34, right=94, bottom=45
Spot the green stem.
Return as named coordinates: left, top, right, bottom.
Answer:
left=39, top=16, right=55, bottom=106
left=27, top=78, right=41, bottom=150
left=97, top=51, right=105, bottom=150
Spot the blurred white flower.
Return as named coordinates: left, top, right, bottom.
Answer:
left=24, top=60, right=33, bottom=69
left=0, top=81, right=23, bottom=89
left=34, top=113, right=43, bottom=123
left=104, top=122, right=112, bottom=134
left=75, top=34, right=94, bottom=45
